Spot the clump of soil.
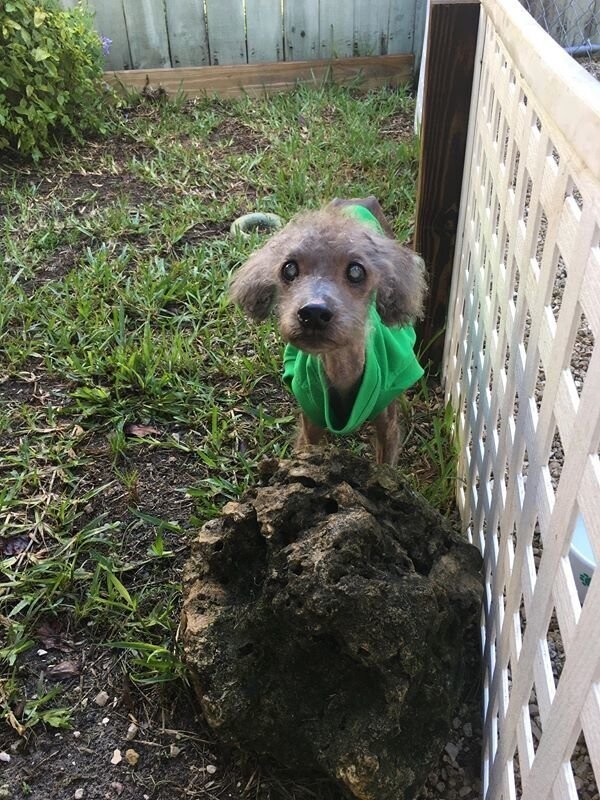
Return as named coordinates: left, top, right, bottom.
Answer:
left=182, top=449, right=482, bottom=800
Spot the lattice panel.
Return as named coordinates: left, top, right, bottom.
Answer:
left=443, top=1, right=600, bottom=799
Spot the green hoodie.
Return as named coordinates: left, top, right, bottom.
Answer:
left=282, top=205, right=424, bottom=434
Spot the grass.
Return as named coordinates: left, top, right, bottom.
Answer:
left=0, top=84, right=458, bottom=737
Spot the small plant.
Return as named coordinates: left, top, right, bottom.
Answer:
left=0, top=0, right=111, bottom=159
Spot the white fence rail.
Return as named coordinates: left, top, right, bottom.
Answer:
left=61, top=0, right=427, bottom=71
left=443, top=0, right=600, bottom=798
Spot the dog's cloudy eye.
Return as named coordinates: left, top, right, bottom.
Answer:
left=281, top=261, right=299, bottom=282
left=346, top=262, right=366, bottom=284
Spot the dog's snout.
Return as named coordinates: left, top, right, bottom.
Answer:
left=297, top=303, right=333, bottom=330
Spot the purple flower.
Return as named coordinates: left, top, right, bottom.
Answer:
left=100, top=35, right=112, bottom=56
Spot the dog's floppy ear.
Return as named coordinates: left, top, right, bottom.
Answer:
left=229, top=244, right=279, bottom=321
left=371, top=238, right=427, bottom=327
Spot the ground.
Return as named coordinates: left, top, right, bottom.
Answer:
left=0, top=86, right=480, bottom=800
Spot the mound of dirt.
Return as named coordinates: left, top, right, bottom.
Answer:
left=181, top=450, right=482, bottom=800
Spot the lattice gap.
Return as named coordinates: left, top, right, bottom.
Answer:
left=523, top=307, right=533, bottom=353
left=502, top=230, right=511, bottom=266
left=570, top=306, right=594, bottom=398
left=534, top=209, right=548, bottom=266
left=521, top=172, right=534, bottom=228
left=548, top=424, right=565, bottom=491
left=550, top=250, right=567, bottom=322
left=535, top=358, right=546, bottom=413
left=501, top=124, right=510, bottom=166
left=565, top=178, right=584, bottom=214
left=545, top=608, right=565, bottom=689
left=511, top=148, right=521, bottom=191
left=570, top=730, right=599, bottom=799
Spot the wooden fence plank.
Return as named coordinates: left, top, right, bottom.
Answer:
left=389, top=0, right=416, bottom=54
left=87, top=0, right=132, bottom=71
left=246, top=0, right=283, bottom=63
left=106, top=54, right=413, bottom=98
left=283, top=0, right=320, bottom=60
left=122, top=0, right=170, bottom=69
left=319, top=0, right=354, bottom=58
left=354, top=0, right=391, bottom=56
left=166, top=0, right=210, bottom=67
left=205, top=0, right=246, bottom=65
left=414, top=1, right=481, bottom=365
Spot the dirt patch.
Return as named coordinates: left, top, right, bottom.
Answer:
left=379, top=113, right=416, bottom=142
left=209, top=117, right=271, bottom=155
left=173, top=220, right=232, bottom=248
left=34, top=171, right=170, bottom=212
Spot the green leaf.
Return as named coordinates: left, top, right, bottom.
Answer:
left=32, top=47, right=51, bottom=62
left=33, top=8, right=47, bottom=27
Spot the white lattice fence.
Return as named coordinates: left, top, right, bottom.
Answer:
left=443, top=0, right=600, bottom=798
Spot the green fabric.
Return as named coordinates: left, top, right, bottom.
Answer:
left=340, top=203, right=384, bottom=231
left=281, top=203, right=423, bottom=434
left=283, top=306, right=423, bottom=434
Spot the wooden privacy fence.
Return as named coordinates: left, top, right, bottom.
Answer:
left=62, top=0, right=426, bottom=72
left=441, top=0, right=600, bottom=797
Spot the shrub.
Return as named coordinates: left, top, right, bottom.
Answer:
left=0, top=0, right=112, bottom=160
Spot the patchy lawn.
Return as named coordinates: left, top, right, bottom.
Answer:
left=0, top=85, right=477, bottom=800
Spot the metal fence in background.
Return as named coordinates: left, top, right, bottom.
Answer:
left=520, top=0, right=600, bottom=58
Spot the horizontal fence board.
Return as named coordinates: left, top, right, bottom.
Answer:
left=246, top=0, right=284, bottom=63
left=106, top=54, right=413, bottom=98
left=205, top=0, right=246, bottom=64
left=123, top=0, right=170, bottom=69
left=166, top=0, right=210, bottom=68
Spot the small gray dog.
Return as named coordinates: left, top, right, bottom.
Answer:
left=230, top=197, right=427, bottom=465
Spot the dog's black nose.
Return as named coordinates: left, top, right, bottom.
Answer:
left=297, top=303, right=333, bottom=330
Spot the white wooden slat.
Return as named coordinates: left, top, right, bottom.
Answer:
left=319, top=0, right=354, bottom=59
left=521, top=573, right=600, bottom=799
left=354, top=0, right=390, bottom=56
left=580, top=246, right=600, bottom=336
left=166, top=0, right=210, bottom=68
left=205, top=0, right=246, bottom=65
left=123, top=0, right=170, bottom=69
left=246, top=0, right=283, bottom=63
left=579, top=455, right=600, bottom=562
left=283, top=0, right=320, bottom=61
left=581, top=683, right=600, bottom=789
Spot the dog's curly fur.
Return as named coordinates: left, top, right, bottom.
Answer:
left=230, top=197, right=427, bottom=464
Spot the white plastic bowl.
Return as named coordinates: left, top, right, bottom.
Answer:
left=569, top=514, right=595, bottom=603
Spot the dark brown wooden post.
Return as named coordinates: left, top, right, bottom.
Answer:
left=414, top=0, right=481, bottom=368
